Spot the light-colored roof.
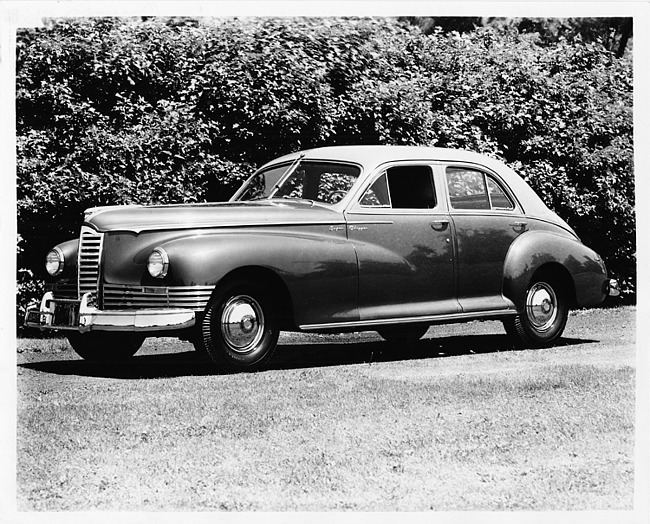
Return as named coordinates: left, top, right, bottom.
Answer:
left=266, top=145, right=499, bottom=171
left=262, top=145, right=570, bottom=230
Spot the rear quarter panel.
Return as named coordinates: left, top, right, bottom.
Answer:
left=503, top=227, right=608, bottom=310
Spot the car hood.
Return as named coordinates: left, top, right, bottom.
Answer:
left=84, top=200, right=344, bottom=234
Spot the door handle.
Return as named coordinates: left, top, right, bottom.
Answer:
left=510, top=221, right=528, bottom=233
left=430, top=220, right=449, bottom=231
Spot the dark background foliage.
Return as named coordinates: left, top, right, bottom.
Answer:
left=15, top=16, right=634, bottom=327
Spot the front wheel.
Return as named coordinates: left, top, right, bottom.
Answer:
left=67, top=332, right=145, bottom=361
left=504, top=272, right=568, bottom=348
left=194, top=279, right=279, bottom=372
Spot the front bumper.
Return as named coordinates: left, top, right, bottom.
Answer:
left=24, top=292, right=196, bottom=333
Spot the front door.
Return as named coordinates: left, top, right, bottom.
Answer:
left=346, top=164, right=459, bottom=321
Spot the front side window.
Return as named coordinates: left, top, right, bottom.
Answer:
left=446, top=167, right=514, bottom=211
left=235, top=161, right=361, bottom=205
left=360, top=165, right=436, bottom=210
left=360, top=175, right=390, bottom=207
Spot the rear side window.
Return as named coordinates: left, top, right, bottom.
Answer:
left=446, top=167, right=514, bottom=211
left=360, top=165, right=436, bottom=210
left=486, top=177, right=514, bottom=210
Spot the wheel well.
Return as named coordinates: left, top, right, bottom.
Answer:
left=213, top=266, right=296, bottom=330
left=532, top=263, right=577, bottom=308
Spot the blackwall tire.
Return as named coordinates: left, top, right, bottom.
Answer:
left=503, top=271, right=568, bottom=348
left=194, top=279, right=279, bottom=373
left=67, top=332, right=145, bottom=361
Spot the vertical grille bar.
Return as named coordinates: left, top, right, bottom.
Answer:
left=77, top=226, right=103, bottom=299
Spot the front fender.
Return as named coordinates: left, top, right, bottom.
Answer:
left=155, top=231, right=360, bottom=325
left=51, top=238, right=79, bottom=281
left=503, top=230, right=607, bottom=310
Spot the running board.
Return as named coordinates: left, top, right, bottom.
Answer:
left=299, top=308, right=518, bottom=332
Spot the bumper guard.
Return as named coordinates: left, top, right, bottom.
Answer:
left=608, top=279, right=621, bottom=297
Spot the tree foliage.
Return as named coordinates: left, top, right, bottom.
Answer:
left=402, top=16, right=633, bottom=58
left=16, top=17, right=635, bottom=325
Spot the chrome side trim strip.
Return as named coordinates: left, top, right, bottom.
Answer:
left=94, top=220, right=349, bottom=234
left=299, top=309, right=517, bottom=331
left=346, top=220, right=394, bottom=225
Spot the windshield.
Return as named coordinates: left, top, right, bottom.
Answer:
left=233, top=161, right=361, bottom=205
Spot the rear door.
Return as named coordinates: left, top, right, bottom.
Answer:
left=443, top=164, right=524, bottom=312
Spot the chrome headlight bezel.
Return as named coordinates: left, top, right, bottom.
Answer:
left=45, top=247, right=65, bottom=276
left=147, top=247, right=170, bottom=279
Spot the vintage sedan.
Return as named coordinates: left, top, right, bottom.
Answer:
left=25, top=146, right=619, bottom=371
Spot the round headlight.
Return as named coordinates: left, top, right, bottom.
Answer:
left=147, top=248, right=169, bottom=278
left=45, top=247, right=64, bottom=276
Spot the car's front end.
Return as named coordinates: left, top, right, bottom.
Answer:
left=24, top=222, right=202, bottom=335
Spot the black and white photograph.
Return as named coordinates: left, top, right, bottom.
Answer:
left=1, top=1, right=648, bottom=522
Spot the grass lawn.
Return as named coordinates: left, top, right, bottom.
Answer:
left=15, top=306, right=636, bottom=511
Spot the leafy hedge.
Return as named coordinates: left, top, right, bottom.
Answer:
left=16, top=17, right=635, bottom=326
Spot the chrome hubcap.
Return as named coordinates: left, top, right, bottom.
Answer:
left=526, top=282, right=557, bottom=332
left=221, top=295, right=265, bottom=353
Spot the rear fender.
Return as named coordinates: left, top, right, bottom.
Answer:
left=503, top=230, right=607, bottom=311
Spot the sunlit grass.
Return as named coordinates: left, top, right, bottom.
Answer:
left=16, top=306, right=636, bottom=510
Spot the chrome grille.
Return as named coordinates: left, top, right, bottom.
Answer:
left=103, top=284, right=213, bottom=311
left=77, top=226, right=103, bottom=299
left=46, top=281, right=77, bottom=299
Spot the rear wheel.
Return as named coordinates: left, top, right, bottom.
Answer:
left=194, top=279, right=279, bottom=372
left=377, top=323, right=429, bottom=344
left=504, top=271, right=568, bottom=348
left=67, top=332, right=145, bottom=361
